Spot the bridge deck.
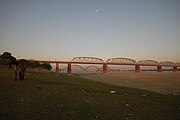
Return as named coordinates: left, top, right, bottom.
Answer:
left=37, top=61, right=180, bottom=67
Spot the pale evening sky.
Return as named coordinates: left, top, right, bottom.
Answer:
left=0, top=0, right=180, bottom=62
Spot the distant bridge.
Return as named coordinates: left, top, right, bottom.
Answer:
left=61, top=65, right=113, bottom=73
left=37, top=57, right=180, bottom=73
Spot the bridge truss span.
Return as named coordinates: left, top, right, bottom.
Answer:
left=71, top=57, right=104, bottom=64
left=159, top=61, right=175, bottom=67
left=106, top=58, right=137, bottom=65
left=175, top=63, right=180, bottom=67
left=138, top=60, right=159, bottom=66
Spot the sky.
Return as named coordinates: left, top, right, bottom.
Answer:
left=0, top=0, right=180, bottom=62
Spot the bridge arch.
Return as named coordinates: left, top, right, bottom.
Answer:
left=106, top=58, right=137, bottom=65
left=71, top=57, right=104, bottom=64
left=138, top=60, right=159, bottom=66
left=61, top=65, right=85, bottom=72
left=159, top=61, right=175, bottom=66
left=85, top=65, right=100, bottom=71
left=71, top=65, right=85, bottom=71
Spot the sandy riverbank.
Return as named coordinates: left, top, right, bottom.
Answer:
left=80, top=72, right=180, bottom=94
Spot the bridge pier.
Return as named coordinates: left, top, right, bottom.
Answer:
left=173, top=66, right=177, bottom=72
left=103, top=63, right=108, bottom=74
left=67, top=63, right=71, bottom=74
left=157, top=66, right=162, bottom=72
left=56, top=63, right=59, bottom=72
left=135, top=65, right=140, bottom=72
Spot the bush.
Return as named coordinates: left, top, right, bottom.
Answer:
left=41, top=64, right=52, bottom=70
left=0, top=52, right=16, bottom=65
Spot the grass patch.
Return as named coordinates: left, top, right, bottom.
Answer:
left=0, top=67, right=180, bottom=120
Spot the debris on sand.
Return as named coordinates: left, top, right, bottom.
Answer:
left=54, top=92, right=59, bottom=95
left=125, top=104, right=129, bottom=107
left=36, top=86, right=43, bottom=90
left=141, top=94, right=146, bottom=97
left=86, top=100, right=90, bottom=104
left=110, top=91, right=116, bottom=94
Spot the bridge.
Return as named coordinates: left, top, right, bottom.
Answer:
left=37, top=57, right=180, bottom=73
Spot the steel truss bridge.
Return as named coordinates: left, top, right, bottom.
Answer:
left=38, top=57, right=180, bottom=73
left=60, top=65, right=113, bottom=73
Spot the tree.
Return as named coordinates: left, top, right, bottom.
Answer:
left=41, top=64, right=52, bottom=70
left=0, top=52, right=16, bottom=65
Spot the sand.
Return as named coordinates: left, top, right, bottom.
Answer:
left=80, top=72, right=180, bottom=94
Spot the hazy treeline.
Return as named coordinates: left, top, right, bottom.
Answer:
left=0, top=52, right=52, bottom=70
